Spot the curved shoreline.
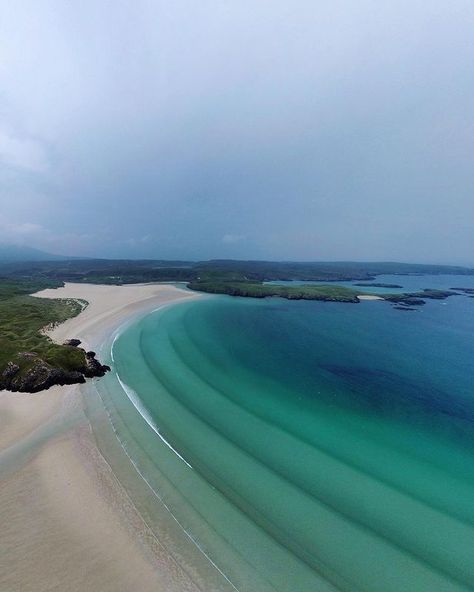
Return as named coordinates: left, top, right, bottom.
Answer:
left=36, top=282, right=201, bottom=350
left=0, top=283, right=205, bottom=592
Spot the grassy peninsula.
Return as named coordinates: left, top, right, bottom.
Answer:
left=187, top=280, right=361, bottom=302
left=187, top=280, right=461, bottom=306
left=0, top=279, right=108, bottom=392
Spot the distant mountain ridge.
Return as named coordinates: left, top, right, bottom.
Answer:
left=0, top=244, right=71, bottom=262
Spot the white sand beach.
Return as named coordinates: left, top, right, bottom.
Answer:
left=0, top=283, right=202, bottom=592
left=357, top=294, right=383, bottom=301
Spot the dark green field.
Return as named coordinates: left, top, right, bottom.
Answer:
left=1, top=258, right=472, bottom=286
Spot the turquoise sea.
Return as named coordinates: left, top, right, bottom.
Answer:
left=91, top=275, right=474, bottom=591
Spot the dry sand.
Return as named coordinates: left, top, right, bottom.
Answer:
left=36, top=282, right=200, bottom=350
left=357, top=294, right=384, bottom=301
left=0, top=283, right=203, bottom=592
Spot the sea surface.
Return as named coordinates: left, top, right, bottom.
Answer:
left=92, top=275, right=474, bottom=591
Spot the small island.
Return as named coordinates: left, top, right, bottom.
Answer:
left=383, top=289, right=458, bottom=307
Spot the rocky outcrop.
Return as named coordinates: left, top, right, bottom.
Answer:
left=82, top=351, right=111, bottom=378
left=0, top=340, right=111, bottom=393
left=383, top=289, right=458, bottom=307
left=63, top=338, right=82, bottom=347
left=1, top=358, right=86, bottom=393
left=2, top=362, right=20, bottom=381
left=384, top=296, right=426, bottom=306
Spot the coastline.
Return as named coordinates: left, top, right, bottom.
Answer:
left=0, top=283, right=203, bottom=592
left=34, top=282, right=200, bottom=350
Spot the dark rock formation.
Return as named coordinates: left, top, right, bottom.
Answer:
left=1, top=358, right=86, bottom=393
left=384, top=296, right=426, bottom=306
left=2, top=362, right=20, bottom=381
left=419, top=289, right=458, bottom=300
left=0, top=348, right=110, bottom=394
left=82, top=351, right=111, bottom=378
left=63, top=338, right=82, bottom=347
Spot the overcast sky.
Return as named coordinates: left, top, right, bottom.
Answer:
left=0, top=1, right=473, bottom=263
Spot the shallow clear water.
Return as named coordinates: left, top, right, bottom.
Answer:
left=97, top=275, right=474, bottom=591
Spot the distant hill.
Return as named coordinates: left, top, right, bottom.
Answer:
left=1, top=257, right=473, bottom=286
left=0, top=244, right=71, bottom=262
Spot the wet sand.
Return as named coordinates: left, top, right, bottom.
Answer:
left=0, top=283, right=202, bottom=592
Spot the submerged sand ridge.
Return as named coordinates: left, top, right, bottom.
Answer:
left=0, top=283, right=202, bottom=592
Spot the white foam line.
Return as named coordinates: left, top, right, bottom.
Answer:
left=116, top=374, right=193, bottom=469
left=100, top=299, right=240, bottom=589
left=110, top=332, right=118, bottom=363
left=109, top=302, right=193, bottom=467
left=93, top=384, right=240, bottom=592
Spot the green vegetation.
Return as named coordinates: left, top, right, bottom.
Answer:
left=1, top=258, right=473, bottom=287
left=192, top=260, right=474, bottom=282
left=187, top=263, right=471, bottom=303
left=0, top=279, right=90, bottom=392
left=0, top=259, right=196, bottom=285
left=0, top=277, right=63, bottom=300
left=187, top=280, right=361, bottom=302
left=0, top=292, right=83, bottom=368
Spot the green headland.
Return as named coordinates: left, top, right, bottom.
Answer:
left=0, top=278, right=109, bottom=392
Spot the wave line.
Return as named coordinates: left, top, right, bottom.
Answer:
left=116, top=374, right=193, bottom=469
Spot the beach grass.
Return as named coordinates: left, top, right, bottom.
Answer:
left=0, top=279, right=86, bottom=380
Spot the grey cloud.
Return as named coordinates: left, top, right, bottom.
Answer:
left=0, top=1, right=473, bottom=263
left=0, top=131, right=49, bottom=173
